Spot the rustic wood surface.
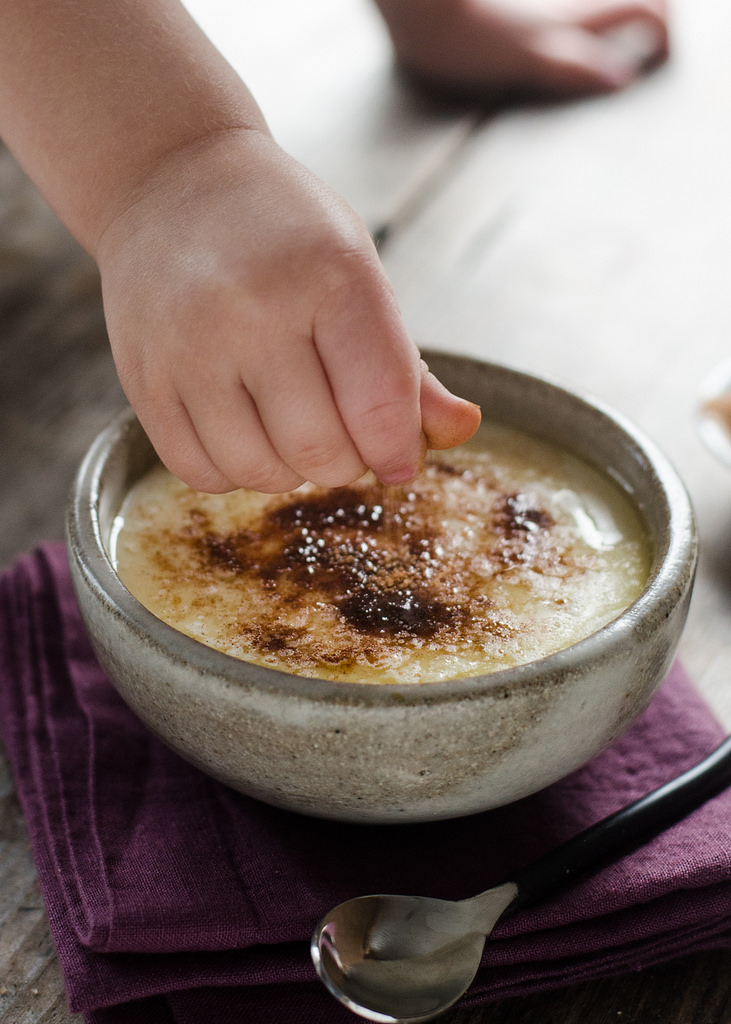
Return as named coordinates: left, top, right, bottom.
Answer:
left=4, top=0, right=731, bottom=1020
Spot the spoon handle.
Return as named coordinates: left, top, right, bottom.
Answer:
left=507, top=734, right=731, bottom=915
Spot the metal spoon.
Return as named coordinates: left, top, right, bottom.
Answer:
left=312, top=734, right=731, bottom=1023
left=697, top=356, right=731, bottom=468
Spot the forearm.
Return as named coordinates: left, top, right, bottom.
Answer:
left=0, top=0, right=268, bottom=254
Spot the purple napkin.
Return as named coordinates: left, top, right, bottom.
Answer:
left=2, top=544, right=731, bottom=1024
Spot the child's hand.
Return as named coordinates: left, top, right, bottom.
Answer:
left=96, top=128, right=480, bottom=494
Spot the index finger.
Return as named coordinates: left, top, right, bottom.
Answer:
left=313, top=268, right=425, bottom=485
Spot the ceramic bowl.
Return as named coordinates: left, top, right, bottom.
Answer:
left=66, top=352, right=697, bottom=823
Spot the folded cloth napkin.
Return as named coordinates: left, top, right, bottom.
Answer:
left=2, top=544, right=731, bottom=1024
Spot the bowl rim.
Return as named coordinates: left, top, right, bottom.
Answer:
left=67, top=354, right=698, bottom=708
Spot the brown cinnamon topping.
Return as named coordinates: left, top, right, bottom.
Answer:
left=193, top=477, right=471, bottom=641
left=113, top=425, right=650, bottom=683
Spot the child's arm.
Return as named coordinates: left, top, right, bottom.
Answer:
left=0, top=0, right=479, bottom=493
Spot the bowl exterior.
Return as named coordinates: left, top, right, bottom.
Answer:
left=67, top=355, right=698, bottom=823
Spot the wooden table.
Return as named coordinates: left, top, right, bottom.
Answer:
left=3, top=0, right=731, bottom=1019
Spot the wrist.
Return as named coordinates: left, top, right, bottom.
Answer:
left=94, top=121, right=279, bottom=261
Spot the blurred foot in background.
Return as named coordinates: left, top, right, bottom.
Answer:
left=372, top=0, right=669, bottom=100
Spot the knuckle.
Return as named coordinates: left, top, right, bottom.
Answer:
left=163, top=453, right=236, bottom=494
left=355, top=396, right=412, bottom=435
left=350, top=399, right=421, bottom=480
left=285, top=438, right=367, bottom=489
left=288, top=436, right=345, bottom=475
left=307, top=460, right=367, bottom=488
left=163, top=439, right=300, bottom=495
left=233, top=458, right=303, bottom=495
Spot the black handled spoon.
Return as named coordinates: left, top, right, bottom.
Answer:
left=312, top=734, right=731, bottom=1022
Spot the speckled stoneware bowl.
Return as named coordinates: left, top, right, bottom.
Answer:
left=67, top=352, right=697, bottom=824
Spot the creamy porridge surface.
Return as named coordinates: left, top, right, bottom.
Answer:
left=111, top=423, right=650, bottom=684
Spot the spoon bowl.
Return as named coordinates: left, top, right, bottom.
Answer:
left=312, top=887, right=517, bottom=1023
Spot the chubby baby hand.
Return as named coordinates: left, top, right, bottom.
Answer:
left=96, top=128, right=480, bottom=494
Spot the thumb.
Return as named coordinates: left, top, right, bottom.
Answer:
left=419, top=360, right=482, bottom=452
